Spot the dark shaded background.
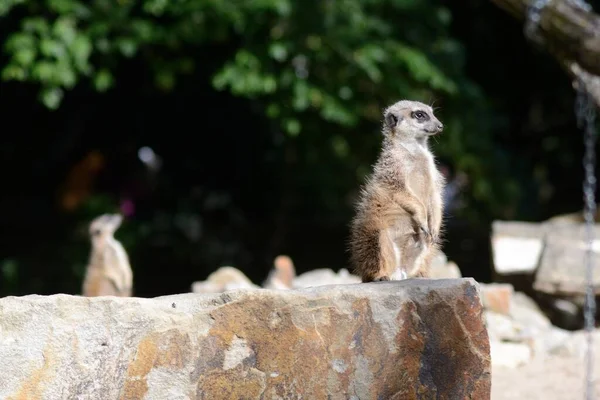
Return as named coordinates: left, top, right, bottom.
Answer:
left=0, top=0, right=597, bottom=298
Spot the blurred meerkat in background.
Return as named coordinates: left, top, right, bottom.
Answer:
left=262, top=255, right=296, bottom=290
left=82, top=213, right=133, bottom=297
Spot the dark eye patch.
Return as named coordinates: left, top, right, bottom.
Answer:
left=91, top=229, right=101, bottom=236
left=411, top=110, right=429, bottom=121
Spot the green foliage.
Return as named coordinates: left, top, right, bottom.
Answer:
left=0, top=258, right=19, bottom=294
left=1, top=0, right=519, bottom=221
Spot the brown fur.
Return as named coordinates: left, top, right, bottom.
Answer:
left=349, top=100, right=446, bottom=282
left=82, top=213, right=133, bottom=297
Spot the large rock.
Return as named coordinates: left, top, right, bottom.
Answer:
left=479, top=283, right=513, bottom=316
left=0, top=279, right=490, bottom=400
left=534, top=224, right=600, bottom=295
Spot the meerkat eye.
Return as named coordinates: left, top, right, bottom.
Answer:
left=411, top=111, right=429, bottom=121
left=91, top=229, right=101, bottom=236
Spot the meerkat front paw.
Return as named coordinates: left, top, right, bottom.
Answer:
left=412, top=215, right=431, bottom=242
left=373, top=276, right=391, bottom=282
left=391, top=268, right=408, bottom=280
left=425, top=227, right=437, bottom=245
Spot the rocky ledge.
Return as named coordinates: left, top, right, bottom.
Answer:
left=0, top=278, right=490, bottom=400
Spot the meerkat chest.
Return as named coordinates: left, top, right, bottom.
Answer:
left=404, top=147, right=437, bottom=192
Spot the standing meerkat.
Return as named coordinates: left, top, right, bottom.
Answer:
left=262, top=255, right=296, bottom=290
left=82, top=213, right=133, bottom=297
left=349, top=99, right=445, bottom=282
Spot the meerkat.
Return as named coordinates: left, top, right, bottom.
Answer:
left=349, top=99, right=445, bottom=282
left=82, top=213, right=133, bottom=297
left=262, top=255, right=296, bottom=290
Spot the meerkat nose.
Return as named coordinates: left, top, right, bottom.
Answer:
left=436, top=123, right=444, bottom=132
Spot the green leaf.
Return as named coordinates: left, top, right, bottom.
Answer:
left=0, top=0, right=25, bottom=17
left=143, top=0, right=169, bottom=16
left=285, top=119, right=301, bottom=136
left=53, top=16, right=77, bottom=44
left=56, top=59, right=77, bottom=87
left=48, top=0, right=78, bottom=13
left=94, top=69, right=113, bottom=92
left=292, top=81, right=310, bottom=111
left=266, top=103, right=280, bottom=118
left=338, top=86, right=352, bottom=100
left=156, top=70, right=175, bottom=91
left=1, top=258, right=18, bottom=277
left=32, top=61, right=56, bottom=81
left=70, top=35, right=92, bottom=73
left=40, top=38, right=65, bottom=58
left=23, top=17, right=50, bottom=34
left=130, top=19, right=155, bottom=42
left=40, top=86, right=64, bottom=109
left=1, top=65, right=27, bottom=81
left=117, top=37, right=138, bottom=58
left=5, top=32, right=35, bottom=51
left=268, top=42, right=288, bottom=62
left=331, top=135, right=349, bottom=158
left=13, top=48, right=36, bottom=66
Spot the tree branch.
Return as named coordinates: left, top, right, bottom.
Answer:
left=491, top=0, right=600, bottom=107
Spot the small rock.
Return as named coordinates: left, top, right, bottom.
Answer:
left=535, top=327, right=572, bottom=357
left=191, top=266, right=259, bottom=294
left=510, top=292, right=552, bottom=332
left=429, top=252, right=462, bottom=279
left=292, top=268, right=361, bottom=288
left=545, top=208, right=600, bottom=225
left=543, top=296, right=583, bottom=330
left=480, top=283, right=513, bottom=315
left=485, top=311, right=526, bottom=342
left=534, top=224, right=600, bottom=295
left=549, top=328, right=600, bottom=359
left=491, top=221, right=545, bottom=275
left=490, top=341, right=532, bottom=368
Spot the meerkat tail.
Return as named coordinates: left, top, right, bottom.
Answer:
left=350, top=224, right=398, bottom=282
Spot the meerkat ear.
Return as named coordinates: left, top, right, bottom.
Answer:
left=384, top=112, right=401, bottom=130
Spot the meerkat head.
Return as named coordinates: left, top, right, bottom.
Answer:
left=89, top=213, right=123, bottom=246
left=273, top=255, right=296, bottom=286
left=382, top=100, right=443, bottom=140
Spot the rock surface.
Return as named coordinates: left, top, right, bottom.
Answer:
left=479, top=283, right=513, bottom=316
left=428, top=252, right=462, bottom=279
left=0, top=279, right=490, bottom=400
left=534, top=224, right=600, bottom=295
